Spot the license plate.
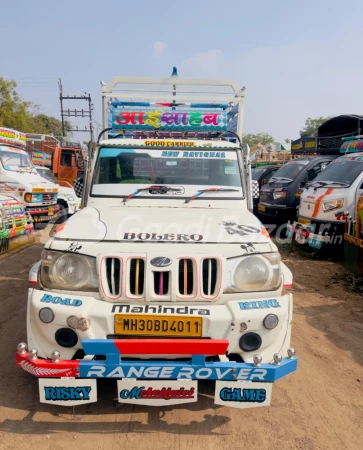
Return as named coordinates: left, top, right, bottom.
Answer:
left=48, top=207, right=54, bottom=216
left=298, top=217, right=311, bottom=225
left=114, top=314, right=203, bottom=337
left=258, top=205, right=266, bottom=212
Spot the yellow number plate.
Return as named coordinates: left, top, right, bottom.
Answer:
left=48, top=207, right=54, bottom=216
left=32, top=188, right=45, bottom=193
left=114, top=314, right=203, bottom=337
left=258, top=204, right=266, bottom=212
left=298, top=217, right=311, bottom=225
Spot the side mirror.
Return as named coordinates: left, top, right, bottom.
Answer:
left=262, top=179, right=268, bottom=185
left=74, top=177, right=84, bottom=198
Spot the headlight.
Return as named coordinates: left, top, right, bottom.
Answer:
left=224, top=253, right=281, bottom=293
left=40, top=250, right=98, bottom=292
left=273, top=190, right=287, bottom=200
left=65, top=193, right=75, bottom=201
left=25, top=193, right=42, bottom=202
left=322, top=199, right=343, bottom=212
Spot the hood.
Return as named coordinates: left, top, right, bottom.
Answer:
left=5, top=171, right=58, bottom=191
left=299, top=186, right=349, bottom=221
left=54, top=206, right=271, bottom=244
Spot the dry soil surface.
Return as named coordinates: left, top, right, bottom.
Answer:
left=0, top=243, right=362, bottom=450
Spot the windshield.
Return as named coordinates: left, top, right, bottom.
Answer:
left=36, top=167, right=57, bottom=184
left=271, top=160, right=309, bottom=180
left=312, top=157, right=363, bottom=186
left=0, top=146, right=34, bottom=172
left=91, top=147, right=243, bottom=199
left=252, top=168, right=265, bottom=180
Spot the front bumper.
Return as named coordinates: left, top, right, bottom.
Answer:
left=16, top=339, right=297, bottom=408
left=27, top=289, right=293, bottom=363
left=257, top=203, right=296, bottom=220
left=27, top=205, right=61, bottom=223
left=287, top=219, right=345, bottom=248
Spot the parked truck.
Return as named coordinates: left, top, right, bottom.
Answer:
left=25, top=134, right=85, bottom=188
left=16, top=74, right=297, bottom=409
left=0, top=128, right=59, bottom=224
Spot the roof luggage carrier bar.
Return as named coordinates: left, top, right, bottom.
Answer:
left=101, top=73, right=246, bottom=142
left=97, top=128, right=242, bottom=146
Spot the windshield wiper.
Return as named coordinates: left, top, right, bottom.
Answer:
left=269, top=176, right=293, bottom=182
left=308, top=181, right=350, bottom=188
left=185, top=188, right=239, bottom=204
left=124, top=185, right=183, bottom=201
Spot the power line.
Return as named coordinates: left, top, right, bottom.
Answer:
left=59, top=78, right=94, bottom=142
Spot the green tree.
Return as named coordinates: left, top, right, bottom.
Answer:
left=0, top=76, right=72, bottom=138
left=243, top=132, right=274, bottom=147
left=31, top=113, right=72, bottom=139
left=300, top=117, right=332, bottom=137
left=0, top=77, right=31, bottom=131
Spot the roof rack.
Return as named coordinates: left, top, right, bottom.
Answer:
left=101, top=72, right=246, bottom=141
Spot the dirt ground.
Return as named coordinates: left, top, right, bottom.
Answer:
left=0, top=243, right=362, bottom=450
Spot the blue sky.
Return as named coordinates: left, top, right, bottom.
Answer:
left=2, top=0, right=363, bottom=142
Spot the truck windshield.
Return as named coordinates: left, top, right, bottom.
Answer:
left=312, top=157, right=363, bottom=186
left=91, top=147, right=243, bottom=199
left=252, top=168, right=265, bottom=180
left=271, top=160, right=309, bottom=180
left=0, top=147, right=34, bottom=172
left=36, top=167, right=57, bottom=184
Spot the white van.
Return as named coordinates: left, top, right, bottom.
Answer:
left=288, top=152, right=363, bottom=248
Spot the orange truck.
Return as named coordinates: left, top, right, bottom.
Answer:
left=25, top=134, right=85, bottom=188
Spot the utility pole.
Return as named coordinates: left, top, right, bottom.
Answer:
left=59, top=78, right=94, bottom=142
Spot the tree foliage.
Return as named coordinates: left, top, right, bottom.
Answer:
left=0, top=77, right=72, bottom=138
left=300, top=116, right=332, bottom=137
left=243, top=132, right=274, bottom=147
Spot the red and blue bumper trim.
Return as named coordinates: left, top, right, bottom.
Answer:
left=16, top=339, right=298, bottom=382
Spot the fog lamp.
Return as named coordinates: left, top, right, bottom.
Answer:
left=263, top=314, right=279, bottom=330
left=39, top=307, right=54, bottom=323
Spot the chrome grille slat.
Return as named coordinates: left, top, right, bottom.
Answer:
left=104, top=257, right=121, bottom=298
left=130, top=258, right=145, bottom=296
left=178, top=259, right=194, bottom=296
left=202, top=258, right=218, bottom=297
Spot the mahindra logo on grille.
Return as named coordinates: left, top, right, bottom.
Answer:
left=150, top=257, right=172, bottom=267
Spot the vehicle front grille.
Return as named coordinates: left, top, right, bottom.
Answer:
left=100, top=255, right=221, bottom=301
left=43, top=193, right=55, bottom=202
